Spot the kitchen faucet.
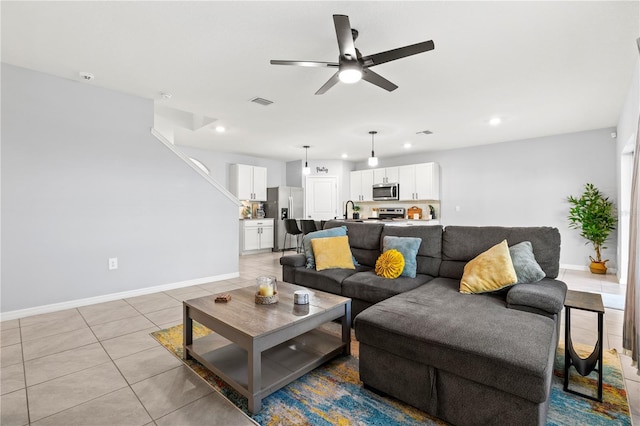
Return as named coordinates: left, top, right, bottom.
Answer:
left=344, top=200, right=354, bottom=219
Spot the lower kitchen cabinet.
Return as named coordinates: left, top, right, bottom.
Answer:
left=240, top=219, right=274, bottom=254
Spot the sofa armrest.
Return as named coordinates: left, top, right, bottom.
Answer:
left=280, top=254, right=306, bottom=268
left=506, top=279, right=567, bottom=317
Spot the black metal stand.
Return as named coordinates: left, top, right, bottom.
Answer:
left=563, top=296, right=604, bottom=402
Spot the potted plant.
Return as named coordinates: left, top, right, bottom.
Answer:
left=352, top=205, right=361, bottom=219
left=428, top=205, right=436, bottom=220
left=567, top=183, right=617, bottom=274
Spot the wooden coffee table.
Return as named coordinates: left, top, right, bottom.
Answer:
left=183, top=282, right=351, bottom=414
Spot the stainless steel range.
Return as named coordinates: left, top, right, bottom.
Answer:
left=377, top=207, right=405, bottom=220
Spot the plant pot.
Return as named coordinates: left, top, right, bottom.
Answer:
left=352, top=212, right=360, bottom=219
left=589, top=260, right=607, bottom=275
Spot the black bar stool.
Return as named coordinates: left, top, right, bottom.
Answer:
left=300, top=219, right=318, bottom=235
left=283, top=219, right=303, bottom=255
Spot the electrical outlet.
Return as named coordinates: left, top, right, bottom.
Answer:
left=108, top=257, right=118, bottom=270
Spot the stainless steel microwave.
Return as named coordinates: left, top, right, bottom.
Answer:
left=373, top=183, right=399, bottom=201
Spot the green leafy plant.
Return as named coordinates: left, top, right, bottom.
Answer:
left=351, top=204, right=361, bottom=219
left=567, top=183, right=617, bottom=264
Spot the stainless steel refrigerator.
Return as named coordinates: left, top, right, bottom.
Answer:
left=265, top=186, right=304, bottom=251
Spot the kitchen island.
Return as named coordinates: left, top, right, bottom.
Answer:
left=342, top=218, right=441, bottom=226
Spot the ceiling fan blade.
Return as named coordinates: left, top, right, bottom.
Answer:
left=362, top=69, right=398, bottom=92
left=270, top=60, right=339, bottom=68
left=333, top=15, right=357, bottom=59
left=315, top=72, right=340, bottom=95
left=361, top=40, right=435, bottom=67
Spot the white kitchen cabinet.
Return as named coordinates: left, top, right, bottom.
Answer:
left=350, top=169, right=374, bottom=202
left=398, top=163, right=440, bottom=200
left=240, top=219, right=274, bottom=254
left=373, top=167, right=399, bottom=184
left=398, top=165, right=416, bottom=200
left=230, top=164, right=267, bottom=201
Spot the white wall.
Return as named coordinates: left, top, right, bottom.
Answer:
left=176, top=145, right=287, bottom=192
left=354, top=128, right=618, bottom=270
left=1, top=64, right=239, bottom=315
left=616, top=59, right=640, bottom=283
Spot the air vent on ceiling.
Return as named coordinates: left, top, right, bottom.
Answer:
left=250, top=97, right=274, bottom=106
left=416, top=130, right=433, bottom=135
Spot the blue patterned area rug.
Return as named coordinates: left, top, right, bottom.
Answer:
left=152, top=324, right=631, bottom=426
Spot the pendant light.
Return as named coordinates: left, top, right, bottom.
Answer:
left=302, top=145, right=311, bottom=175
left=368, top=131, right=378, bottom=167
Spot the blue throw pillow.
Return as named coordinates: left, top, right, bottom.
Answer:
left=383, top=236, right=421, bottom=278
left=303, top=226, right=348, bottom=269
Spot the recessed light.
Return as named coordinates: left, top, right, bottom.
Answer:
left=215, top=126, right=226, bottom=133
left=79, top=72, right=94, bottom=81
left=341, top=153, right=348, bottom=159
left=403, top=143, right=412, bottom=149
left=489, top=117, right=501, bottom=126
left=160, top=92, right=172, bottom=100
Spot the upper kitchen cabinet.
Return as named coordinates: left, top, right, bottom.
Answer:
left=229, top=164, right=267, bottom=201
left=350, top=169, right=374, bottom=202
left=373, top=167, right=399, bottom=184
left=398, top=162, right=440, bottom=201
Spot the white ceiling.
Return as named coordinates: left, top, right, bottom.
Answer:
left=2, top=1, right=639, bottom=162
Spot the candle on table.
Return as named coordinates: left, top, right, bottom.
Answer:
left=259, top=283, right=274, bottom=297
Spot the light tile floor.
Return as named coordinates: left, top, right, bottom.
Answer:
left=0, top=252, right=638, bottom=425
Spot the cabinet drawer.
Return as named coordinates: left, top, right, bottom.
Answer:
left=243, top=220, right=273, bottom=228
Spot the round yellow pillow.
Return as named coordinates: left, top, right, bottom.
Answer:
left=375, top=249, right=405, bottom=279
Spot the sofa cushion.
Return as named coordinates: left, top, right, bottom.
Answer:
left=460, top=240, right=517, bottom=294
left=342, top=271, right=433, bottom=304
left=440, top=226, right=561, bottom=280
left=355, top=278, right=557, bottom=404
left=382, top=236, right=421, bottom=278
left=509, top=241, right=546, bottom=284
left=375, top=249, right=405, bottom=279
left=324, top=221, right=385, bottom=267
left=381, top=225, right=443, bottom=277
left=302, top=226, right=347, bottom=269
left=295, top=264, right=369, bottom=295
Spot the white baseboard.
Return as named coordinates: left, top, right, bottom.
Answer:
left=0, top=272, right=240, bottom=321
left=561, top=263, right=590, bottom=272
left=560, top=263, right=618, bottom=274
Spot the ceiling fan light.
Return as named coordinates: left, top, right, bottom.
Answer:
left=338, top=66, right=362, bottom=84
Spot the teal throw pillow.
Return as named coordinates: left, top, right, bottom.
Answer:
left=303, top=226, right=348, bottom=269
left=509, top=241, right=545, bottom=284
left=383, top=236, right=421, bottom=278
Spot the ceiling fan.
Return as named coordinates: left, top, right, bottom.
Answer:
left=270, top=14, right=435, bottom=95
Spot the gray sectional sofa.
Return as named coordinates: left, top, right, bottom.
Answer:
left=280, top=220, right=567, bottom=425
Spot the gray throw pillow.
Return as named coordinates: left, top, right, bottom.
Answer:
left=509, top=241, right=545, bottom=284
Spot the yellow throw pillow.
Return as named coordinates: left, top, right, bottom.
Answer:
left=375, top=249, right=405, bottom=279
left=311, top=235, right=356, bottom=271
left=460, top=240, right=517, bottom=294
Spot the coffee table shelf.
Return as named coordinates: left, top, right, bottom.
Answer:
left=185, top=328, right=344, bottom=398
